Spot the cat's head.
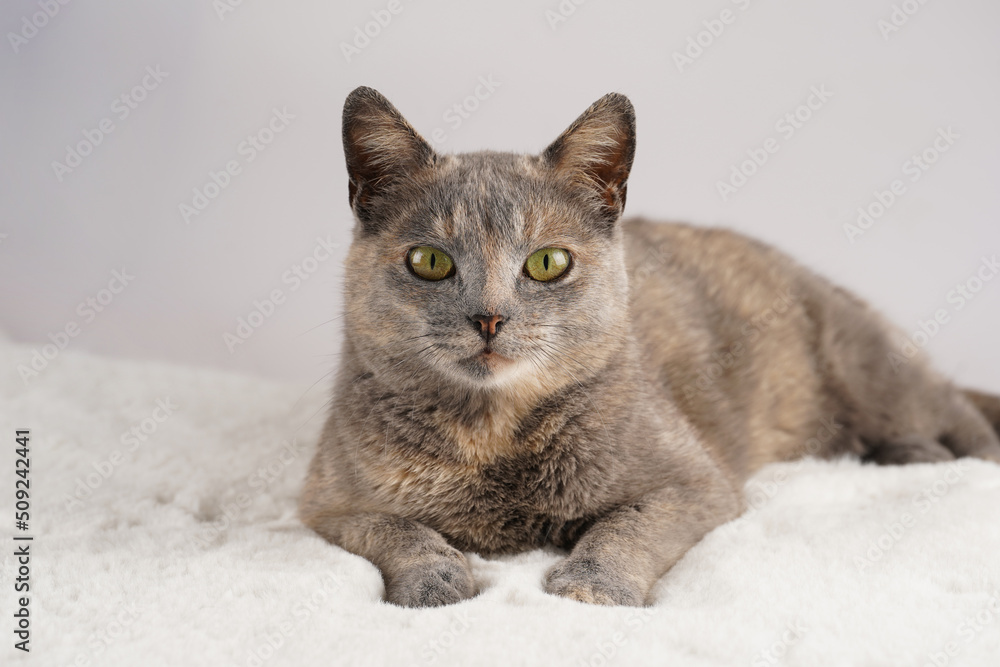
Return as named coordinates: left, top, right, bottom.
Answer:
left=339, top=86, right=636, bottom=394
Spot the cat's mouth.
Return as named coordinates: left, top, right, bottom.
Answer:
left=467, top=346, right=514, bottom=372
left=478, top=346, right=509, bottom=361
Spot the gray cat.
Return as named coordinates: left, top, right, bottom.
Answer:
left=299, top=87, right=1000, bottom=607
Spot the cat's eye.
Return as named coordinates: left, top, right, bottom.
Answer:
left=408, top=246, right=455, bottom=281
left=524, top=247, right=571, bottom=282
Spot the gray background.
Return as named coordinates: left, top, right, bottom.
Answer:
left=1, top=0, right=998, bottom=393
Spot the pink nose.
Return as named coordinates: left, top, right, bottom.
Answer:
left=470, top=314, right=505, bottom=341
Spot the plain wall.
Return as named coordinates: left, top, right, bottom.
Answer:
left=1, top=0, right=998, bottom=396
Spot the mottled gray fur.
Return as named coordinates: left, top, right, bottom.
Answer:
left=299, top=87, right=1000, bottom=607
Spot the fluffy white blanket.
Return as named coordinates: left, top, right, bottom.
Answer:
left=2, top=338, right=999, bottom=667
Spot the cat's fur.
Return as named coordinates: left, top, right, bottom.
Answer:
left=299, top=87, right=1000, bottom=607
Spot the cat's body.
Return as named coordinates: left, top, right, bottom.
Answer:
left=624, top=220, right=999, bottom=475
left=300, top=88, right=1000, bottom=607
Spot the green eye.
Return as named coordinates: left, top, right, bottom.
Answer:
left=525, top=247, right=571, bottom=282
left=408, top=246, right=455, bottom=281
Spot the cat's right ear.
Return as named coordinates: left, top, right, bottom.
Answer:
left=342, top=87, right=436, bottom=228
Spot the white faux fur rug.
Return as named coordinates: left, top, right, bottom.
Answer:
left=2, top=339, right=999, bottom=667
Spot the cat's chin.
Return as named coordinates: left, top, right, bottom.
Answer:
left=452, top=350, right=524, bottom=387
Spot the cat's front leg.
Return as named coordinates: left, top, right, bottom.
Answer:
left=545, top=482, right=740, bottom=606
left=306, top=511, right=475, bottom=608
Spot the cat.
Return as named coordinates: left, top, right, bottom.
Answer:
left=299, top=86, right=1000, bottom=607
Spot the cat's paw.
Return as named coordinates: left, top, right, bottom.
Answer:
left=863, top=436, right=955, bottom=465
left=545, top=557, right=645, bottom=607
left=384, top=551, right=475, bottom=608
left=972, top=450, right=1000, bottom=465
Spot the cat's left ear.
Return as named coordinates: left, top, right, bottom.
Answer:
left=542, top=93, right=636, bottom=224
left=342, top=86, right=437, bottom=228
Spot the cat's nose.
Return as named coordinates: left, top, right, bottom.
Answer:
left=469, top=314, right=505, bottom=342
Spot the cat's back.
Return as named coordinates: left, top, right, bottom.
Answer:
left=621, top=218, right=815, bottom=344
left=622, top=218, right=802, bottom=296
left=621, top=219, right=836, bottom=475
